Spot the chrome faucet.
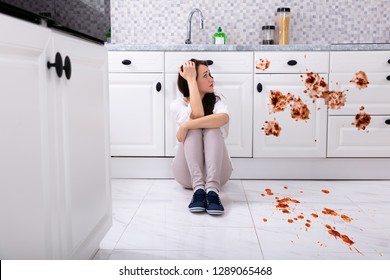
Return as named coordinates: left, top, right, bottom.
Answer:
left=185, top=8, right=204, bottom=44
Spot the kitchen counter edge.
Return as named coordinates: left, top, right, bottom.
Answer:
left=105, top=43, right=390, bottom=52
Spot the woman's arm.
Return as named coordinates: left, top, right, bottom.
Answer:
left=176, top=113, right=229, bottom=142
left=187, top=80, right=204, bottom=119
left=178, top=61, right=204, bottom=119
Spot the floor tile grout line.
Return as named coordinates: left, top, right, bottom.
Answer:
left=241, top=180, right=266, bottom=259
left=110, top=179, right=156, bottom=253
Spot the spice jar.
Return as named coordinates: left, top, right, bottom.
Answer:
left=277, top=7, right=290, bottom=45
left=262, top=25, right=275, bottom=45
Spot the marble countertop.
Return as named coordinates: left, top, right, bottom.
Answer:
left=106, top=43, right=390, bottom=51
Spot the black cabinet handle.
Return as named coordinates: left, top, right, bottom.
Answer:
left=47, top=52, right=63, bottom=78
left=387, top=75, right=390, bottom=81
left=287, top=60, right=297, bottom=66
left=64, top=56, right=72, bottom=80
left=156, top=82, right=162, bottom=92
left=257, top=83, right=263, bottom=93
left=385, top=119, right=390, bottom=125
left=207, top=60, right=214, bottom=66
left=388, top=59, right=390, bottom=64
left=122, top=59, right=132, bottom=65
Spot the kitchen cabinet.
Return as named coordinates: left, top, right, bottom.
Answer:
left=253, top=52, right=329, bottom=158
left=108, top=51, right=164, bottom=156
left=0, top=14, right=111, bottom=259
left=327, top=51, right=390, bottom=157
left=165, top=51, right=253, bottom=157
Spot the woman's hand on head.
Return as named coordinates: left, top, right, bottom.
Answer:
left=178, top=61, right=197, bottom=82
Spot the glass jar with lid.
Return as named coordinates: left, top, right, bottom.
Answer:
left=277, top=7, right=290, bottom=45
left=262, top=25, right=275, bottom=45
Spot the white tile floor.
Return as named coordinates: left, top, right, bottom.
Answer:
left=93, top=179, right=390, bottom=260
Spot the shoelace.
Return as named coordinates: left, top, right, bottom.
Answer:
left=207, top=193, right=221, bottom=205
left=192, top=191, right=206, bottom=203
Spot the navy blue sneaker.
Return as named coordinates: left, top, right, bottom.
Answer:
left=188, top=189, right=206, bottom=212
left=206, top=191, right=224, bottom=215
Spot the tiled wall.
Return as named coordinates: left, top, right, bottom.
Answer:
left=111, top=0, right=390, bottom=45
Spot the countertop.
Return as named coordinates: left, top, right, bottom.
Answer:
left=106, top=43, right=390, bottom=52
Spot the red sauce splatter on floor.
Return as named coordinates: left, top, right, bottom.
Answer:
left=311, top=213, right=319, bottom=218
left=321, top=189, right=330, bottom=194
left=263, top=218, right=268, bottom=222
left=341, top=214, right=352, bottom=222
left=322, top=208, right=338, bottom=216
left=265, top=188, right=274, bottom=196
left=325, top=224, right=355, bottom=246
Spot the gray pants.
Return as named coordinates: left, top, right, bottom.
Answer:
left=172, top=128, right=233, bottom=192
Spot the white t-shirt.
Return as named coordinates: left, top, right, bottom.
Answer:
left=170, top=94, right=230, bottom=138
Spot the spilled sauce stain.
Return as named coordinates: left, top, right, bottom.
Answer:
left=290, top=97, right=310, bottom=121
left=268, top=90, right=294, bottom=114
left=325, top=224, right=355, bottom=246
left=261, top=119, right=282, bottom=137
left=303, top=72, right=329, bottom=100
left=256, top=58, right=271, bottom=71
left=259, top=185, right=365, bottom=255
left=325, top=90, right=348, bottom=110
left=350, top=71, right=369, bottom=89
left=352, top=106, right=371, bottom=131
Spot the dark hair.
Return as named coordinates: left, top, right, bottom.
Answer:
left=177, top=58, right=220, bottom=116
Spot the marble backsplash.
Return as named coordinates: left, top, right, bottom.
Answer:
left=110, top=0, right=390, bottom=45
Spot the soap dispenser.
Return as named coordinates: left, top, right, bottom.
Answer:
left=214, top=27, right=226, bottom=45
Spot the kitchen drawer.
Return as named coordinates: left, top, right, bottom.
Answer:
left=329, top=73, right=390, bottom=115
left=330, top=51, right=390, bottom=73
left=254, top=51, right=329, bottom=74
left=108, top=51, right=164, bottom=73
left=165, top=52, right=253, bottom=73
left=327, top=116, right=390, bottom=157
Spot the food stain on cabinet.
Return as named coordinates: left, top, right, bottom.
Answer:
left=259, top=186, right=367, bottom=255
left=352, top=106, right=371, bottom=131
left=290, top=96, right=310, bottom=121
left=350, top=70, right=369, bottom=89
left=268, top=90, right=294, bottom=114
left=259, top=58, right=373, bottom=136
left=256, top=58, right=270, bottom=71
left=261, top=119, right=282, bottom=136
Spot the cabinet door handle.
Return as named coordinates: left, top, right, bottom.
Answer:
left=257, top=83, right=263, bottom=93
left=47, top=52, right=63, bottom=78
left=156, top=82, right=162, bottom=92
left=387, top=75, right=390, bottom=81
left=385, top=119, right=390, bottom=125
left=122, top=59, right=132, bottom=65
left=207, top=60, right=214, bottom=66
left=287, top=60, right=297, bottom=66
left=388, top=59, right=390, bottom=64
left=64, top=56, right=72, bottom=80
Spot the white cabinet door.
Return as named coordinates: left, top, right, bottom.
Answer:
left=51, top=32, right=111, bottom=259
left=109, top=73, right=164, bottom=156
left=328, top=73, right=390, bottom=115
left=165, top=73, right=253, bottom=157
left=0, top=14, right=53, bottom=259
left=253, top=74, right=327, bottom=158
left=328, top=116, right=390, bottom=157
